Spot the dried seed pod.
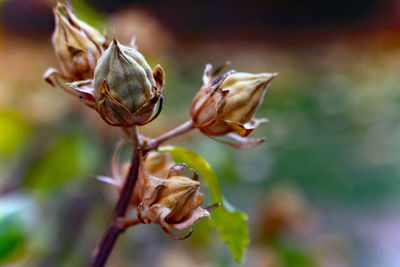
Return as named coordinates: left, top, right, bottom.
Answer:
left=93, top=37, right=165, bottom=126
left=51, top=2, right=107, bottom=81
left=140, top=175, right=206, bottom=228
left=190, top=64, right=277, bottom=147
left=192, top=69, right=276, bottom=137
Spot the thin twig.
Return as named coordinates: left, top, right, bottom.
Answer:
left=122, top=218, right=140, bottom=229
left=90, top=126, right=141, bottom=267
left=144, top=120, right=194, bottom=152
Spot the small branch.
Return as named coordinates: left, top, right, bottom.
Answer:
left=91, top=126, right=141, bottom=267
left=122, top=218, right=140, bottom=229
left=144, top=120, right=194, bottom=152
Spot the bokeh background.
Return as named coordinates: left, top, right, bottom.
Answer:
left=1, top=0, right=400, bottom=266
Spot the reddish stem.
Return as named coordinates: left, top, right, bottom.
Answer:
left=90, top=127, right=141, bottom=267
left=144, top=120, right=194, bottom=152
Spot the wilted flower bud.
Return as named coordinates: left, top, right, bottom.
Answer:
left=140, top=175, right=207, bottom=229
left=191, top=65, right=277, bottom=138
left=52, top=2, right=107, bottom=81
left=134, top=152, right=209, bottom=233
left=104, top=149, right=209, bottom=235
left=93, top=37, right=165, bottom=126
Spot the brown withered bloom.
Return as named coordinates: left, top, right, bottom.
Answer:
left=103, top=150, right=210, bottom=239
left=44, top=2, right=108, bottom=85
left=136, top=152, right=209, bottom=238
left=191, top=63, right=277, bottom=147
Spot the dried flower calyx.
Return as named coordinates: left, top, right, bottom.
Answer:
left=136, top=152, right=210, bottom=238
left=190, top=63, right=277, bottom=148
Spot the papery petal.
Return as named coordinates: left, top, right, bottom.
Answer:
left=66, top=80, right=97, bottom=109
left=142, top=176, right=166, bottom=205
left=153, top=64, right=166, bottom=92
left=146, top=204, right=172, bottom=228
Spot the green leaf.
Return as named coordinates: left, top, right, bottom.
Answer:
left=159, top=146, right=249, bottom=263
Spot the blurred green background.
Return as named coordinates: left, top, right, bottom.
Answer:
left=1, top=0, right=400, bottom=266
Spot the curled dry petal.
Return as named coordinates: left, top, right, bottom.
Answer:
left=172, top=207, right=210, bottom=231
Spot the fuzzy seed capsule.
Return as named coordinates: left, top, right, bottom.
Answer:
left=94, top=38, right=155, bottom=112
left=93, top=38, right=164, bottom=126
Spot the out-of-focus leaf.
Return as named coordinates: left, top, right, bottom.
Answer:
left=25, top=134, right=97, bottom=193
left=0, top=194, right=33, bottom=264
left=69, top=0, right=107, bottom=31
left=0, top=215, right=26, bottom=264
left=0, top=0, right=8, bottom=7
left=0, top=110, right=31, bottom=155
left=277, top=241, right=315, bottom=267
left=159, top=146, right=249, bottom=263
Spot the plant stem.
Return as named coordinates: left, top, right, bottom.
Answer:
left=91, top=126, right=141, bottom=267
left=144, top=120, right=194, bottom=152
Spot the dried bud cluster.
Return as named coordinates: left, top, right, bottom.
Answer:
left=190, top=64, right=277, bottom=147
left=44, top=1, right=279, bottom=251
left=45, top=3, right=276, bottom=133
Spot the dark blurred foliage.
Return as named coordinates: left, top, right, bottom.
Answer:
left=92, top=0, right=384, bottom=30
left=1, top=0, right=400, bottom=266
